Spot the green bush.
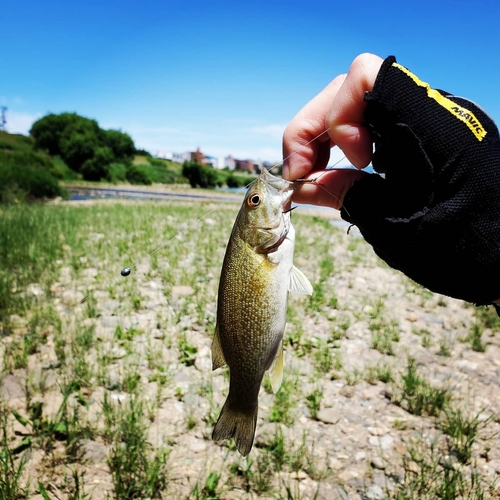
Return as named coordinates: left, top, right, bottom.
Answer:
left=104, top=129, right=135, bottom=159
left=126, top=165, right=152, bottom=185
left=0, top=162, right=67, bottom=203
left=80, top=146, right=114, bottom=181
left=226, top=174, right=250, bottom=188
left=50, top=156, right=80, bottom=181
left=0, top=147, right=67, bottom=202
left=181, top=161, right=218, bottom=188
left=107, top=162, right=128, bottom=183
left=30, top=113, right=136, bottom=180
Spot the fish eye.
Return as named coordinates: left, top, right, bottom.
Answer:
left=247, top=192, right=261, bottom=207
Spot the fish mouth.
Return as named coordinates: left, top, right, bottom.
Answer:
left=260, top=229, right=288, bottom=255
left=258, top=213, right=291, bottom=255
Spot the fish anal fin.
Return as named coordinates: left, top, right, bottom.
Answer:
left=268, top=340, right=284, bottom=394
left=289, top=265, right=313, bottom=295
left=212, top=325, right=226, bottom=370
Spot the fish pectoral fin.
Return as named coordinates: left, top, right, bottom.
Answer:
left=211, top=325, right=226, bottom=370
left=289, top=265, right=313, bottom=295
left=268, top=340, right=284, bottom=393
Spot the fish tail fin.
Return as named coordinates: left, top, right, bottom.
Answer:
left=212, top=399, right=258, bottom=456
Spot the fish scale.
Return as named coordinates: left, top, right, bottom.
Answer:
left=211, top=167, right=313, bottom=456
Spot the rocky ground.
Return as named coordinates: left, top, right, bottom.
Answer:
left=1, top=199, right=500, bottom=499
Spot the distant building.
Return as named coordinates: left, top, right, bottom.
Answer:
left=235, top=159, right=253, bottom=173
left=234, top=159, right=262, bottom=174
left=172, top=151, right=190, bottom=163
left=224, top=155, right=236, bottom=170
left=151, top=150, right=190, bottom=163
left=204, top=155, right=218, bottom=168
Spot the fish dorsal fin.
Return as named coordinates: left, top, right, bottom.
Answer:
left=268, top=340, right=284, bottom=393
left=212, top=325, right=226, bottom=370
left=289, top=265, right=313, bottom=295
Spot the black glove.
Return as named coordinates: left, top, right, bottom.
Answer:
left=340, top=56, right=500, bottom=306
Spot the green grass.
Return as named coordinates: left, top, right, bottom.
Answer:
left=0, top=199, right=498, bottom=498
left=392, top=357, right=451, bottom=417
left=467, top=324, right=487, bottom=352
left=0, top=404, right=29, bottom=500
left=305, top=388, right=323, bottom=420
left=390, top=437, right=496, bottom=499
left=367, top=299, right=400, bottom=356
left=105, top=396, right=170, bottom=498
left=268, top=372, right=300, bottom=426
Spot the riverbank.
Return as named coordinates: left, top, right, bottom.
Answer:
left=1, top=199, right=498, bottom=499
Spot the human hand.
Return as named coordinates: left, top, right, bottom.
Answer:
left=282, top=53, right=383, bottom=209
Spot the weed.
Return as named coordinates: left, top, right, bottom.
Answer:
left=287, top=320, right=313, bottom=358
left=331, top=316, right=350, bottom=341
left=344, top=368, right=363, bottom=386
left=389, top=437, right=496, bottom=499
left=305, top=389, right=323, bottom=420
left=266, top=427, right=287, bottom=472
left=11, top=379, right=91, bottom=457
left=467, top=324, right=486, bottom=353
left=308, top=258, right=336, bottom=312
left=188, top=471, right=222, bottom=500
left=413, top=327, right=433, bottom=348
left=439, top=407, right=492, bottom=465
left=474, top=305, right=500, bottom=330
left=365, top=363, right=394, bottom=384
left=368, top=300, right=400, bottom=355
left=438, top=335, right=453, bottom=357
left=0, top=405, right=29, bottom=499
left=269, top=373, right=300, bottom=426
left=393, top=358, right=451, bottom=417
left=178, top=334, right=198, bottom=366
left=393, top=419, right=408, bottom=430
left=230, top=454, right=273, bottom=494
left=314, top=342, right=334, bottom=374
left=106, top=396, right=170, bottom=498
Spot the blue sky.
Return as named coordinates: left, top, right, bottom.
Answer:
left=2, top=0, right=500, bottom=165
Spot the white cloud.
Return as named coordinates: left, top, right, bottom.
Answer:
left=248, top=123, right=286, bottom=138
left=4, top=111, right=41, bottom=135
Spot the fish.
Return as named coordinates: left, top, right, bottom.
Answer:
left=211, top=167, right=313, bottom=456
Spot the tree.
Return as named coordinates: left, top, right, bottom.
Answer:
left=80, top=146, right=114, bottom=181
left=30, top=113, right=80, bottom=156
left=182, top=161, right=218, bottom=188
left=103, top=129, right=135, bottom=161
left=29, top=112, right=136, bottom=181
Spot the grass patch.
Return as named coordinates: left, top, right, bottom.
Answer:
left=392, top=358, right=451, bottom=417
left=389, top=437, right=496, bottom=499
left=104, top=395, right=170, bottom=498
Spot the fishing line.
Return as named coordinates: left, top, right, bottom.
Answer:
left=79, top=130, right=349, bottom=303
left=120, top=128, right=342, bottom=277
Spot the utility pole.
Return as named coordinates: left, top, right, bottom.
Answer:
left=0, top=107, right=6, bottom=131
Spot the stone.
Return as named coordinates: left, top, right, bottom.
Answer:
left=81, top=439, right=108, bottom=464
left=26, top=283, right=44, bottom=297
left=365, top=484, right=384, bottom=499
left=370, top=455, right=386, bottom=470
left=61, top=289, right=85, bottom=305
left=369, top=434, right=394, bottom=452
left=316, top=408, right=340, bottom=424
left=172, top=285, right=194, bottom=296
left=0, top=374, right=24, bottom=400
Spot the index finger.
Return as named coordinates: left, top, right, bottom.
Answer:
left=282, top=74, right=346, bottom=181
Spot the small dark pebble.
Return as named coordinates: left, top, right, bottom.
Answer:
left=121, top=268, right=131, bottom=277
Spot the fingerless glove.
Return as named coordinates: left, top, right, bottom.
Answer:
left=340, top=56, right=500, bottom=306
